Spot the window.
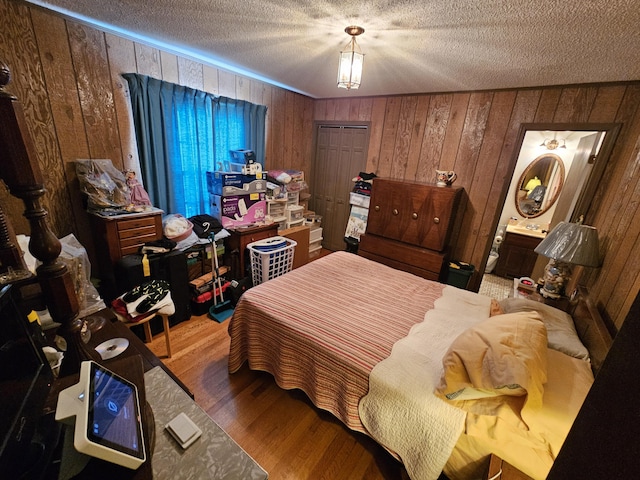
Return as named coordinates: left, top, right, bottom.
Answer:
left=123, top=74, right=267, bottom=217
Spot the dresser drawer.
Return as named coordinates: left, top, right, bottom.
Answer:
left=118, top=224, right=158, bottom=241
left=117, top=216, right=158, bottom=231
left=359, top=234, right=447, bottom=280
left=120, top=230, right=160, bottom=249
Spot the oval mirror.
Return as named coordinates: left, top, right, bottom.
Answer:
left=515, top=153, right=565, bottom=218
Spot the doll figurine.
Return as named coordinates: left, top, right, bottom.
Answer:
left=124, top=170, right=152, bottom=206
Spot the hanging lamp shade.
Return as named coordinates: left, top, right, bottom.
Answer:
left=337, top=26, right=364, bottom=90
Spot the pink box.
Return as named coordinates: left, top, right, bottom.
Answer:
left=210, top=193, right=266, bottom=228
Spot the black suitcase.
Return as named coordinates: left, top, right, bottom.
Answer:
left=114, top=250, right=191, bottom=329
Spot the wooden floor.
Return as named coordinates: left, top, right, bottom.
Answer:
left=146, top=249, right=409, bottom=479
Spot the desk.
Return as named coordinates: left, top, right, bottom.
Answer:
left=51, top=310, right=267, bottom=478
left=83, top=309, right=192, bottom=396
left=144, top=367, right=268, bottom=479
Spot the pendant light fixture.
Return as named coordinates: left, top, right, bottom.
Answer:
left=337, top=26, right=365, bottom=90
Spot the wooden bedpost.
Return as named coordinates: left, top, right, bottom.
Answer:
left=0, top=59, right=85, bottom=375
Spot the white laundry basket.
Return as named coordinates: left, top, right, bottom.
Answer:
left=247, top=236, right=297, bottom=285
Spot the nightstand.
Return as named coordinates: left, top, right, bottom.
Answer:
left=528, top=291, right=571, bottom=312
left=512, top=278, right=571, bottom=312
left=485, top=454, right=533, bottom=480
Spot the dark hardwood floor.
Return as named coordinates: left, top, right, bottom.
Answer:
left=147, top=249, right=409, bottom=479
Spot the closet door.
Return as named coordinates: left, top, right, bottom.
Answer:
left=311, top=124, right=368, bottom=251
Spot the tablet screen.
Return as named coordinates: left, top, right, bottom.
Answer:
left=87, top=363, right=145, bottom=460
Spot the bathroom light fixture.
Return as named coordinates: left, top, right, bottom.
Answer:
left=539, top=137, right=567, bottom=150
left=534, top=220, right=600, bottom=298
left=337, top=26, right=364, bottom=90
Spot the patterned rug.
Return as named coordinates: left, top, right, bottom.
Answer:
left=478, top=274, right=512, bottom=300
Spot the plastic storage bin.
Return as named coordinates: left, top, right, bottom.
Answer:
left=247, top=236, right=297, bottom=285
left=286, top=205, right=304, bottom=222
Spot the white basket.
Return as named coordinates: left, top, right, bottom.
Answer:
left=247, top=236, right=297, bottom=285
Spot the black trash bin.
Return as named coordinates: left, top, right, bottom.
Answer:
left=446, top=261, right=475, bottom=289
left=344, top=236, right=359, bottom=254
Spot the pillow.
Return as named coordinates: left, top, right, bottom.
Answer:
left=437, top=311, right=548, bottom=410
left=499, top=298, right=589, bottom=361
left=527, top=348, right=595, bottom=450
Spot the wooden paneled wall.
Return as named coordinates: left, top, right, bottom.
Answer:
left=315, top=86, right=640, bottom=330
left=0, top=0, right=314, bottom=264
left=1, top=0, right=639, bottom=329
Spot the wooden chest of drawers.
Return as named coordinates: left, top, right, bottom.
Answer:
left=90, top=209, right=164, bottom=279
left=359, top=179, right=463, bottom=281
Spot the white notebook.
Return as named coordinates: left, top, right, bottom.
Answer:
left=165, top=412, right=202, bottom=449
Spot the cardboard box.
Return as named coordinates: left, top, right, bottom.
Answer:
left=206, top=171, right=267, bottom=196
left=230, top=149, right=256, bottom=163
left=210, top=193, right=267, bottom=228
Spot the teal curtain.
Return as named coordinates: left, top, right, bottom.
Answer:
left=213, top=97, right=268, bottom=170
left=123, top=74, right=266, bottom=217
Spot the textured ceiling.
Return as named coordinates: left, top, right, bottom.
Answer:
left=27, top=0, right=640, bottom=99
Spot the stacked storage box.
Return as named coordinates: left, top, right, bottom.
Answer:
left=265, top=170, right=308, bottom=230
left=308, top=224, right=323, bottom=259
left=286, top=192, right=304, bottom=229
left=207, top=171, right=268, bottom=228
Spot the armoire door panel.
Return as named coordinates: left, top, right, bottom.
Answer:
left=366, top=179, right=462, bottom=252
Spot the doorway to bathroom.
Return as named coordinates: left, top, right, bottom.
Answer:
left=479, top=122, right=620, bottom=298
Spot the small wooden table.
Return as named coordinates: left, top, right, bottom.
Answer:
left=485, top=454, right=534, bottom=480
left=224, top=223, right=279, bottom=279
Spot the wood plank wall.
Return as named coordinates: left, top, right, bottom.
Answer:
left=0, top=0, right=314, bottom=265
left=1, top=0, right=638, bottom=329
left=314, top=86, right=640, bottom=330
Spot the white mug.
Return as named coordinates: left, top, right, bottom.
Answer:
left=436, top=170, right=457, bottom=187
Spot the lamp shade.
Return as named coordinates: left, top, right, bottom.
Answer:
left=534, top=221, right=600, bottom=267
left=337, top=48, right=363, bottom=89
left=337, top=26, right=364, bottom=90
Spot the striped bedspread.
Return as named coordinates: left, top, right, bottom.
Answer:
left=228, top=251, right=445, bottom=432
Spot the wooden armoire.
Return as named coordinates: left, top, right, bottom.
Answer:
left=358, top=179, right=463, bottom=281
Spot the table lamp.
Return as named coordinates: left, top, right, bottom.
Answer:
left=534, top=221, right=600, bottom=298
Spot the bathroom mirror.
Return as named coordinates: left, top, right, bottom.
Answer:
left=515, top=153, right=565, bottom=218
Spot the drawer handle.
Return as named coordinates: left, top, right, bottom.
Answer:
left=393, top=209, right=399, bottom=215
left=375, top=205, right=380, bottom=211
left=412, top=213, right=418, bottom=220
left=434, top=217, right=440, bottom=224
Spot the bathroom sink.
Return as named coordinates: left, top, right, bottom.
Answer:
left=506, top=223, right=547, bottom=239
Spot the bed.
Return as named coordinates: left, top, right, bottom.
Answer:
left=228, top=251, right=611, bottom=480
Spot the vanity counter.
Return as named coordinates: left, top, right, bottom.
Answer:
left=506, top=222, right=547, bottom=239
